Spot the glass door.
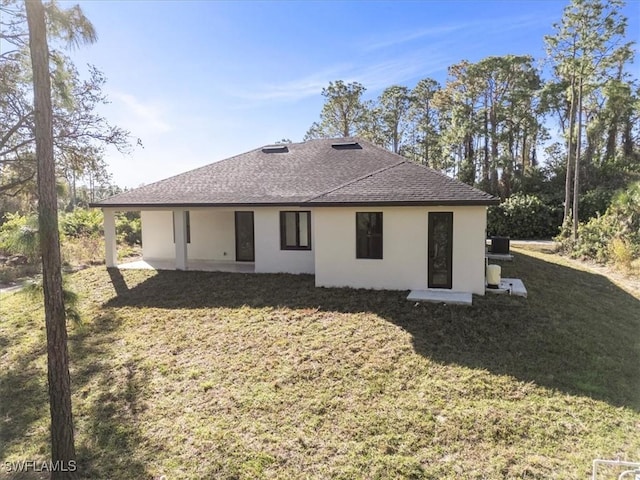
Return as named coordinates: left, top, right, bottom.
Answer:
left=428, top=212, right=453, bottom=289
left=235, top=211, right=254, bottom=262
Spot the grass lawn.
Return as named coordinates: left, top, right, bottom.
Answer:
left=1, top=247, right=639, bottom=479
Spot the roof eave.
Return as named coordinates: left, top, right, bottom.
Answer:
left=89, top=201, right=317, bottom=209
left=90, top=199, right=500, bottom=209
left=305, top=199, right=500, bottom=207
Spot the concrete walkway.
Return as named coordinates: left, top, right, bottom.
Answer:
left=485, top=278, right=527, bottom=297
left=118, top=259, right=255, bottom=273
left=407, top=289, right=473, bottom=306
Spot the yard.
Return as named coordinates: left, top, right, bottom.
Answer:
left=1, top=247, right=639, bottom=479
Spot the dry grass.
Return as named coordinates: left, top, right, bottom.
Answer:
left=1, top=249, right=639, bottom=479
left=60, top=236, right=105, bottom=268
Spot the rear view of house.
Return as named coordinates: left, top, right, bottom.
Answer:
left=93, top=138, right=498, bottom=295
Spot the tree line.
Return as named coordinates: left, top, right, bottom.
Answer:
left=304, top=0, right=639, bottom=239
left=0, top=0, right=133, bottom=218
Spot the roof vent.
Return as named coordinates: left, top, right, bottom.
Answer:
left=262, top=145, right=288, bottom=153
left=331, top=141, right=361, bottom=149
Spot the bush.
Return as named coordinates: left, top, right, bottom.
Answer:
left=487, top=194, right=559, bottom=239
left=116, top=213, right=141, bottom=246
left=609, top=237, right=635, bottom=272
left=558, top=182, right=640, bottom=266
left=60, top=208, right=103, bottom=238
left=2, top=208, right=143, bottom=267
left=570, top=214, right=617, bottom=262
left=579, top=187, right=613, bottom=220
left=0, top=212, right=40, bottom=261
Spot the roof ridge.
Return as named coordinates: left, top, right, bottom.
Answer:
left=95, top=144, right=268, bottom=204
left=303, top=159, right=405, bottom=203
left=401, top=160, right=496, bottom=198
left=355, top=138, right=495, bottom=200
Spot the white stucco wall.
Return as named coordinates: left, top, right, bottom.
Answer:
left=450, top=206, right=487, bottom=295
left=140, top=208, right=315, bottom=274
left=313, top=206, right=487, bottom=294
left=140, top=205, right=487, bottom=294
left=141, top=210, right=174, bottom=260
left=141, top=209, right=235, bottom=261
left=189, top=210, right=235, bottom=261
left=253, top=207, right=315, bottom=274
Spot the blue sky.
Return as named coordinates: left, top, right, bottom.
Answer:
left=63, top=0, right=640, bottom=188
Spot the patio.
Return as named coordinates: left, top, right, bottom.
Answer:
left=117, top=259, right=255, bottom=273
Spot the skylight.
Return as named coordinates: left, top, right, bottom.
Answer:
left=331, top=141, right=361, bottom=149
left=262, top=145, right=289, bottom=153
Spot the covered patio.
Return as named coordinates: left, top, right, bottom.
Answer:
left=104, top=209, right=195, bottom=270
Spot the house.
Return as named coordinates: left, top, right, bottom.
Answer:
left=92, top=138, right=499, bottom=295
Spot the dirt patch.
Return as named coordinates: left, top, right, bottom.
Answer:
left=563, top=257, right=640, bottom=298
left=512, top=243, right=640, bottom=299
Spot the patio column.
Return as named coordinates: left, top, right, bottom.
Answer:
left=103, top=209, right=117, bottom=268
left=173, top=209, right=188, bottom=270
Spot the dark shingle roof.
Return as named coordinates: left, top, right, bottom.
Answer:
left=94, top=138, right=498, bottom=208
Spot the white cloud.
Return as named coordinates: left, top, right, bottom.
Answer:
left=230, top=49, right=452, bottom=105
left=355, top=51, right=452, bottom=91
left=360, top=14, right=552, bottom=54
left=110, top=92, right=172, bottom=134
left=360, top=24, right=467, bottom=52
left=229, top=64, right=351, bottom=103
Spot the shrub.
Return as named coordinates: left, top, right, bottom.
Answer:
left=487, top=194, right=559, bottom=239
left=608, top=182, right=640, bottom=240
left=0, top=212, right=40, bottom=261
left=60, top=208, right=103, bottom=238
left=116, top=213, right=141, bottom=246
left=570, top=214, right=617, bottom=262
left=579, top=187, right=613, bottom=220
left=558, top=182, right=640, bottom=267
left=609, top=237, right=635, bottom=272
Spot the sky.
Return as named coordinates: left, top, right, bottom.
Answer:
left=59, top=0, right=640, bottom=189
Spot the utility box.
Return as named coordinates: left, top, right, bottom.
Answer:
left=491, top=236, right=510, bottom=254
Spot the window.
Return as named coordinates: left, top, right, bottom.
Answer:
left=356, top=212, right=382, bottom=259
left=280, top=211, right=311, bottom=250
left=172, top=211, right=191, bottom=244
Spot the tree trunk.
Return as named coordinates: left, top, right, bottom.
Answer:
left=622, top=118, right=634, bottom=158
left=392, top=121, right=399, bottom=153
left=25, top=1, right=78, bottom=478
left=521, top=126, right=529, bottom=170
left=490, top=108, right=499, bottom=195
left=564, top=77, right=577, bottom=223
left=572, top=78, right=584, bottom=240
left=482, top=94, right=489, bottom=185
left=605, top=61, right=624, bottom=163
left=424, top=100, right=430, bottom=167
left=71, top=169, right=76, bottom=210
left=604, top=121, right=618, bottom=163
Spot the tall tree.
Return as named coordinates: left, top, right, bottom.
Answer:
left=358, top=100, right=386, bottom=146
left=433, top=60, right=484, bottom=185
left=476, top=55, right=542, bottom=196
left=378, top=85, right=410, bottom=153
left=25, top=0, right=77, bottom=477
left=304, top=80, right=369, bottom=139
left=545, top=0, right=633, bottom=237
left=0, top=0, right=130, bottom=210
left=407, top=78, right=442, bottom=168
